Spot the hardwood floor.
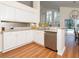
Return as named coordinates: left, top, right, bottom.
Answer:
left=1, top=43, right=59, bottom=58
left=0, top=33, right=79, bottom=58
left=0, top=52, right=2, bottom=57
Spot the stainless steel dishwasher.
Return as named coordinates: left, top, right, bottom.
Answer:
left=44, top=31, right=57, bottom=52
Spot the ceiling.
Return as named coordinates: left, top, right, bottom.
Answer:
left=40, top=1, right=79, bottom=8
left=18, top=1, right=33, bottom=7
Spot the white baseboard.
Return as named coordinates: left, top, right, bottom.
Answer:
left=2, top=41, right=32, bottom=53
left=57, top=47, right=66, bottom=56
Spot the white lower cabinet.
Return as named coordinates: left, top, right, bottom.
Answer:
left=3, top=32, right=17, bottom=51
left=16, top=31, right=27, bottom=46
left=26, top=31, right=33, bottom=43
left=0, top=33, right=2, bottom=52
left=34, top=31, right=44, bottom=46
left=3, top=31, right=33, bottom=52
left=3, top=30, right=44, bottom=52
left=16, top=31, right=33, bottom=46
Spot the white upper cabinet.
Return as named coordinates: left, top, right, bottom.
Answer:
left=15, top=8, right=23, bottom=22
left=0, top=2, right=38, bottom=23
left=0, top=4, right=16, bottom=21
left=0, top=4, right=7, bottom=20
left=15, top=8, right=30, bottom=22
left=6, top=6, right=16, bottom=21
left=15, top=8, right=35, bottom=23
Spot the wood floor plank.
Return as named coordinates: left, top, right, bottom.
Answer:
left=23, top=46, right=42, bottom=58
left=0, top=52, right=2, bottom=57
left=18, top=45, right=40, bottom=57
left=1, top=42, right=79, bottom=58
left=3, top=43, right=36, bottom=57
left=0, top=33, right=79, bottom=58
left=38, top=48, right=50, bottom=57
left=30, top=47, right=46, bottom=58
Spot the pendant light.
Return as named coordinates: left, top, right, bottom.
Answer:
left=70, top=1, right=79, bottom=20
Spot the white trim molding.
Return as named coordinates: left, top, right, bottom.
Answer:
left=57, top=47, right=66, bottom=56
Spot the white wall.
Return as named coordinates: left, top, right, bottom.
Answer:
left=33, top=1, right=40, bottom=24
left=57, top=28, right=65, bottom=55
left=59, top=7, right=79, bottom=55
left=60, top=7, right=79, bottom=28
left=60, top=7, right=79, bottom=45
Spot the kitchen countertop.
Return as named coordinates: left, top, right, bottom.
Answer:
left=45, top=31, right=57, bottom=33
left=0, top=27, right=59, bottom=32
left=1, top=29, right=57, bottom=32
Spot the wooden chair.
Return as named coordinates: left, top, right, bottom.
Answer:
left=74, top=28, right=78, bottom=41
left=78, top=33, right=79, bottom=45
left=74, top=28, right=79, bottom=45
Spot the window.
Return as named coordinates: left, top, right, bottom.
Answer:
left=40, top=9, right=60, bottom=27
left=65, top=19, right=74, bottom=29
left=54, top=11, right=60, bottom=27
left=46, top=10, right=60, bottom=27
left=47, top=11, right=52, bottom=22
left=46, top=11, right=53, bottom=26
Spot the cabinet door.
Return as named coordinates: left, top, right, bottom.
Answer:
left=0, top=33, right=2, bottom=52
left=6, top=6, right=16, bottom=21
left=15, top=8, right=35, bottom=22
left=3, top=32, right=16, bottom=51
left=15, top=9, right=20, bottom=21
left=0, top=4, right=7, bottom=20
left=16, top=31, right=32, bottom=46
left=34, top=31, right=44, bottom=46
left=16, top=9, right=26, bottom=22
left=3, top=31, right=33, bottom=51
left=16, top=31, right=27, bottom=46
left=0, top=4, right=37, bottom=23
left=0, top=4, right=16, bottom=21
left=26, top=31, right=33, bottom=43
